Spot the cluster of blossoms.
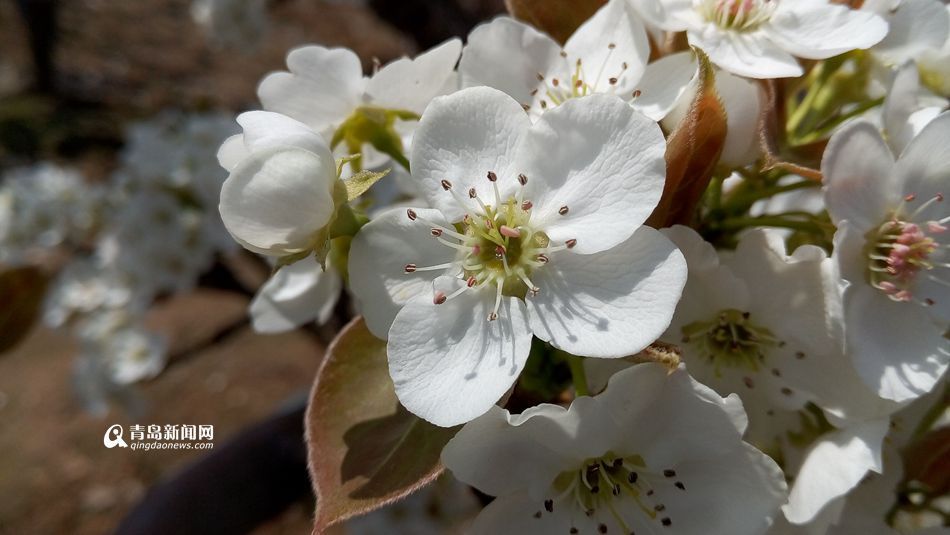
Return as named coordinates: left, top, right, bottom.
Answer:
left=1, top=112, right=237, bottom=411
left=206, top=0, right=949, bottom=533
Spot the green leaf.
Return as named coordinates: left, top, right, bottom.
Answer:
left=0, top=266, right=49, bottom=354
left=306, top=318, right=458, bottom=532
left=331, top=107, right=414, bottom=172
left=646, top=49, right=728, bottom=228
left=344, top=168, right=390, bottom=202
left=505, top=0, right=606, bottom=44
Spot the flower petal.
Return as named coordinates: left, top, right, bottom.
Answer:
left=249, top=256, right=341, bottom=333
left=765, top=1, right=888, bottom=59
left=388, top=279, right=533, bottom=427
left=218, top=145, right=336, bottom=256
left=873, top=0, right=950, bottom=64
left=688, top=28, right=802, bottom=79
left=257, top=45, right=366, bottom=133
left=821, top=120, right=896, bottom=230
left=783, top=419, right=889, bottom=524
left=348, top=207, right=458, bottom=339
left=441, top=405, right=582, bottom=499
left=633, top=51, right=698, bottom=122
left=527, top=226, right=687, bottom=357
left=459, top=17, right=564, bottom=107
left=519, top=94, right=667, bottom=253
left=894, top=111, right=950, bottom=204
left=564, top=0, right=650, bottom=96
left=466, top=490, right=597, bottom=535
left=845, top=286, right=950, bottom=402
left=365, top=38, right=462, bottom=115
left=410, top=87, right=531, bottom=222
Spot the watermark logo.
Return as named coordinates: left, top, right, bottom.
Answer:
left=103, top=424, right=215, bottom=451
left=103, top=424, right=129, bottom=449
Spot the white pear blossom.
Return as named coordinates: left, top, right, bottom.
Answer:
left=654, top=0, right=888, bottom=79
left=459, top=0, right=667, bottom=119
left=257, top=38, right=461, bottom=140
left=917, top=4, right=950, bottom=98
left=217, top=111, right=338, bottom=257
left=248, top=255, right=342, bottom=333
left=821, top=113, right=950, bottom=402
left=442, top=363, right=788, bottom=535
left=652, top=226, right=898, bottom=523
left=348, top=87, right=687, bottom=426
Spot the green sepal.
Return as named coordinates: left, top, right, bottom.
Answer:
left=343, top=168, right=390, bottom=201
left=331, top=106, right=415, bottom=172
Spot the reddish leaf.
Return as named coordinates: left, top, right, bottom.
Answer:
left=0, top=266, right=48, bottom=354
left=306, top=318, right=457, bottom=533
left=505, top=0, right=606, bottom=44
left=647, top=49, right=728, bottom=228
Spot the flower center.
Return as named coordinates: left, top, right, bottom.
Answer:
left=531, top=453, right=686, bottom=533
left=698, top=0, right=776, bottom=32
left=527, top=44, right=638, bottom=114
left=404, top=172, right=577, bottom=321
left=866, top=193, right=948, bottom=305
left=681, top=309, right=781, bottom=374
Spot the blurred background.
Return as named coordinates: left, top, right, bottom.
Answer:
left=0, top=1, right=504, bottom=533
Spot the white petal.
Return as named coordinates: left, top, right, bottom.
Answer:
left=717, top=69, right=765, bottom=168
left=894, top=111, right=950, bottom=203
left=249, top=256, right=341, bottom=333
left=884, top=62, right=932, bottom=155
left=845, top=286, right=950, bottom=402
left=441, top=404, right=583, bottom=499
left=873, top=0, right=950, bottom=63
left=217, top=133, right=245, bottom=172
left=783, top=419, right=889, bottom=524
left=388, top=280, right=533, bottom=427
left=347, top=207, right=458, bottom=339
left=257, top=45, right=365, bottom=133
left=564, top=0, right=650, bottom=96
left=688, top=28, right=803, bottom=79
left=665, top=442, right=787, bottom=535
left=821, top=120, right=896, bottom=229
left=237, top=110, right=330, bottom=156
left=410, top=87, right=530, bottom=222
left=218, top=146, right=336, bottom=256
left=634, top=51, right=699, bottom=122
left=519, top=94, right=667, bottom=253
left=765, top=1, right=888, bottom=59
left=365, top=38, right=462, bottom=115
left=459, top=17, right=564, bottom=107
left=527, top=227, right=687, bottom=357
left=466, top=490, right=592, bottom=535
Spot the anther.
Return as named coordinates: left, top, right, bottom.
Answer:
left=522, top=200, right=533, bottom=211
left=905, top=194, right=917, bottom=202
left=609, top=77, right=618, bottom=85
left=500, top=225, right=521, bottom=238
left=404, top=264, right=417, bottom=273
left=433, top=291, right=447, bottom=305
left=495, top=245, right=506, bottom=258
left=608, top=42, right=616, bottom=49
left=559, top=205, right=569, bottom=215
left=487, top=171, right=498, bottom=182
left=541, top=100, right=548, bottom=109
left=544, top=499, right=554, bottom=513
left=599, top=524, right=608, bottom=534
left=407, top=209, right=417, bottom=221
left=518, top=173, right=528, bottom=186
left=468, top=187, right=477, bottom=198
left=566, top=239, right=577, bottom=249
left=552, top=78, right=560, bottom=87
left=663, top=469, right=676, bottom=478
left=632, top=89, right=641, bottom=98
left=488, top=312, right=498, bottom=321
left=536, top=72, right=545, bottom=82
left=430, top=228, right=443, bottom=237
left=628, top=471, right=638, bottom=483
left=743, top=377, right=754, bottom=388
left=537, top=253, right=549, bottom=264
left=675, top=481, right=686, bottom=490
left=441, top=179, right=452, bottom=190
left=661, top=518, right=672, bottom=527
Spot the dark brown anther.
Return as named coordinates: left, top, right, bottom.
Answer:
left=430, top=228, right=443, bottom=237
left=609, top=77, right=618, bottom=85
left=495, top=245, right=506, bottom=258
left=544, top=499, right=554, bottom=513
left=632, top=89, right=642, bottom=98
left=663, top=469, right=676, bottom=477
left=407, top=209, right=417, bottom=221
left=521, top=200, right=533, bottom=211
left=467, top=276, right=478, bottom=287
left=518, top=173, right=528, bottom=186
left=487, top=171, right=498, bottom=182
left=441, top=179, right=452, bottom=190
left=468, top=187, right=477, bottom=198
left=404, top=264, right=416, bottom=273
left=433, top=291, right=447, bottom=305
left=566, top=239, right=577, bottom=249
left=537, top=254, right=549, bottom=264
left=608, top=42, right=616, bottom=49
left=558, top=205, right=569, bottom=215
